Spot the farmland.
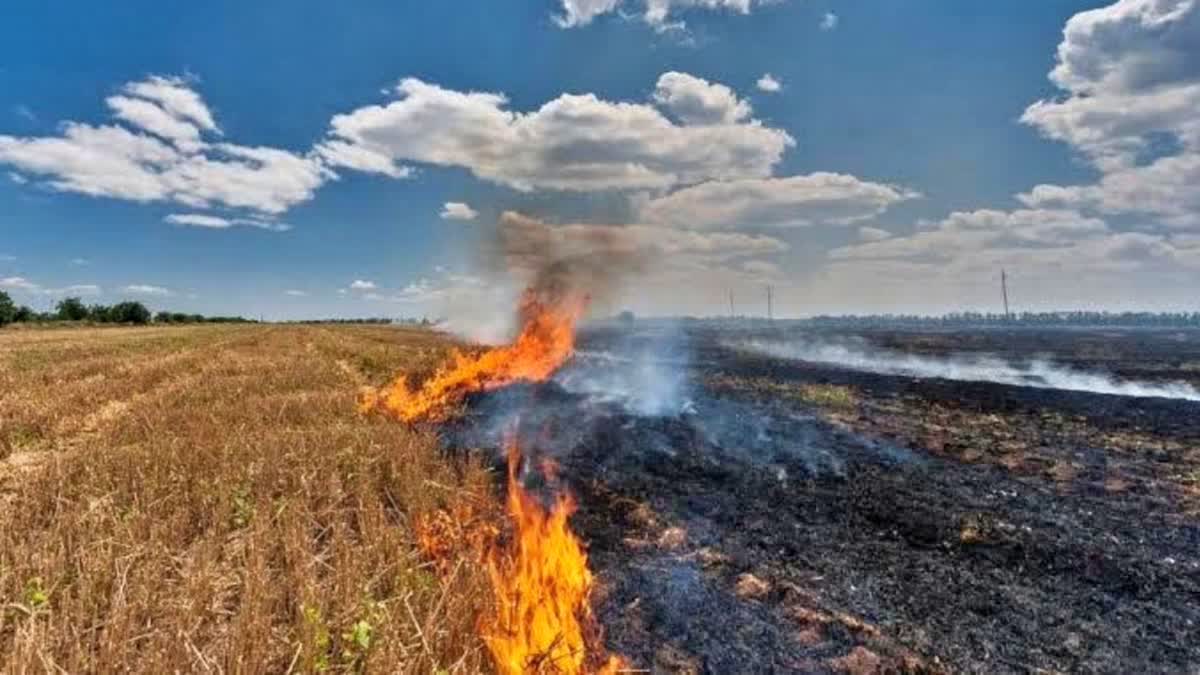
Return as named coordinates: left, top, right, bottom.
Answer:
left=3, top=323, right=1200, bottom=673
left=0, top=324, right=498, bottom=673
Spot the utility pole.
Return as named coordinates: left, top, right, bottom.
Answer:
left=1001, top=269, right=1011, bottom=320
left=766, top=285, right=774, bottom=321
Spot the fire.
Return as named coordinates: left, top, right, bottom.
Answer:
left=483, top=441, right=625, bottom=675
left=365, top=283, right=625, bottom=673
left=361, top=288, right=587, bottom=423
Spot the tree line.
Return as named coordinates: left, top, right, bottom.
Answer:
left=800, top=311, right=1200, bottom=328
left=0, top=293, right=253, bottom=327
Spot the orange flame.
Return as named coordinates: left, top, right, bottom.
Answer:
left=362, top=288, right=587, bottom=423
left=484, top=441, right=625, bottom=675
left=366, top=284, right=623, bottom=672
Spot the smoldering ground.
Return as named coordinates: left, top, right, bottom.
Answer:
left=728, top=335, right=1200, bottom=401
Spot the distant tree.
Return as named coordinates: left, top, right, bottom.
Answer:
left=88, top=304, right=113, bottom=322
left=13, top=305, right=35, bottom=322
left=56, top=296, right=89, bottom=321
left=617, top=310, right=636, bottom=325
left=109, top=301, right=151, bottom=325
left=154, top=310, right=173, bottom=324
left=0, top=291, right=15, bottom=326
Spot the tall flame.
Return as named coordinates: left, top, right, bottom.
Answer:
left=484, top=442, right=624, bottom=675
left=361, top=288, right=586, bottom=422
left=365, top=284, right=624, bottom=673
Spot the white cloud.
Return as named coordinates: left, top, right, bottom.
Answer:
left=741, top=259, right=781, bottom=277
left=652, top=71, right=751, bottom=125
left=0, top=276, right=38, bottom=291
left=0, top=276, right=101, bottom=297
left=0, top=254, right=15, bottom=262
left=106, top=95, right=202, bottom=145
left=637, top=173, right=919, bottom=229
left=0, top=76, right=330, bottom=216
left=122, top=284, right=172, bottom=296
left=349, top=279, right=377, bottom=290
left=70, top=257, right=89, bottom=266
left=756, top=73, right=782, bottom=93
left=165, top=213, right=292, bottom=231
left=858, top=226, right=892, bottom=242
left=284, top=289, right=308, bottom=297
left=124, top=76, right=219, bottom=134
left=440, top=201, right=478, bottom=220
left=316, top=75, right=793, bottom=192
left=556, top=0, right=766, bottom=29
left=7, top=172, right=27, bottom=184
left=831, top=209, right=1110, bottom=263
left=1018, top=0, right=1200, bottom=229
left=314, top=139, right=411, bottom=179
left=819, top=11, right=838, bottom=31
left=13, top=105, right=36, bottom=122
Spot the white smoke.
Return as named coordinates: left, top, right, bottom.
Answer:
left=730, top=337, right=1200, bottom=402
left=555, top=323, right=693, bottom=416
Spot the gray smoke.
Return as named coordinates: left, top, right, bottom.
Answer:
left=555, top=322, right=693, bottom=417
left=730, top=337, right=1200, bottom=402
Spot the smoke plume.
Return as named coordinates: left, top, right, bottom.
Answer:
left=731, top=337, right=1200, bottom=402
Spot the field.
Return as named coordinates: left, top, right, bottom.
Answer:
left=0, top=325, right=499, bottom=673
left=3, top=323, right=1200, bottom=673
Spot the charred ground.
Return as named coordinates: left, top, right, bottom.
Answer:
left=458, top=324, right=1200, bottom=673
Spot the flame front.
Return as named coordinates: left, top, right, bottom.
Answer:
left=365, top=284, right=624, bottom=673
left=362, top=288, right=586, bottom=423
left=484, top=442, right=624, bottom=675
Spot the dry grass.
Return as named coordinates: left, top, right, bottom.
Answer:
left=706, top=374, right=860, bottom=411
left=0, top=324, right=500, bottom=673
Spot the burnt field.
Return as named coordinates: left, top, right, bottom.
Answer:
left=458, top=324, right=1200, bottom=673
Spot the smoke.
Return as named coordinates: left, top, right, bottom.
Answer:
left=555, top=323, right=693, bottom=417
left=730, top=337, right=1200, bottom=402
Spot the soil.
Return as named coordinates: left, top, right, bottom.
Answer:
left=458, top=326, right=1200, bottom=674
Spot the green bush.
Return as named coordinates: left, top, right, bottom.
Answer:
left=0, top=291, right=16, bottom=326
left=56, top=297, right=89, bottom=321
left=108, top=302, right=151, bottom=325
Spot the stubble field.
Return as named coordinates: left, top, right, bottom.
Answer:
left=0, top=324, right=499, bottom=673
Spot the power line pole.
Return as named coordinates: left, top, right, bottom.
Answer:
left=766, top=285, right=774, bottom=321
left=1001, top=269, right=1011, bottom=320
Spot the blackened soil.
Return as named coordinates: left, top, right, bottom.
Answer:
left=460, top=327, right=1200, bottom=674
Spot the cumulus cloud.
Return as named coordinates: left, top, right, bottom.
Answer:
left=652, top=72, right=751, bottom=125
left=0, top=76, right=330, bottom=217
left=0, top=276, right=101, bottom=296
left=819, top=11, right=838, bottom=31
left=122, top=284, right=172, bottom=296
left=440, top=201, right=479, bottom=220
left=284, top=289, right=308, bottom=297
left=756, top=73, right=782, bottom=93
left=637, top=172, right=919, bottom=229
left=165, top=213, right=292, bottom=231
left=831, top=209, right=1110, bottom=263
left=555, top=0, right=766, bottom=29
left=316, top=75, right=793, bottom=192
left=349, top=279, right=377, bottom=290
left=858, top=226, right=892, bottom=242
left=1019, top=0, right=1200, bottom=228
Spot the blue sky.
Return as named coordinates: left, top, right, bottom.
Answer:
left=2, top=0, right=1198, bottom=320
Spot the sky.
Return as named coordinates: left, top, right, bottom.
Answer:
left=1, top=0, right=1198, bottom=321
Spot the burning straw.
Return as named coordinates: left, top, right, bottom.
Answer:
left=362, top=282, right=626, bottom=674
